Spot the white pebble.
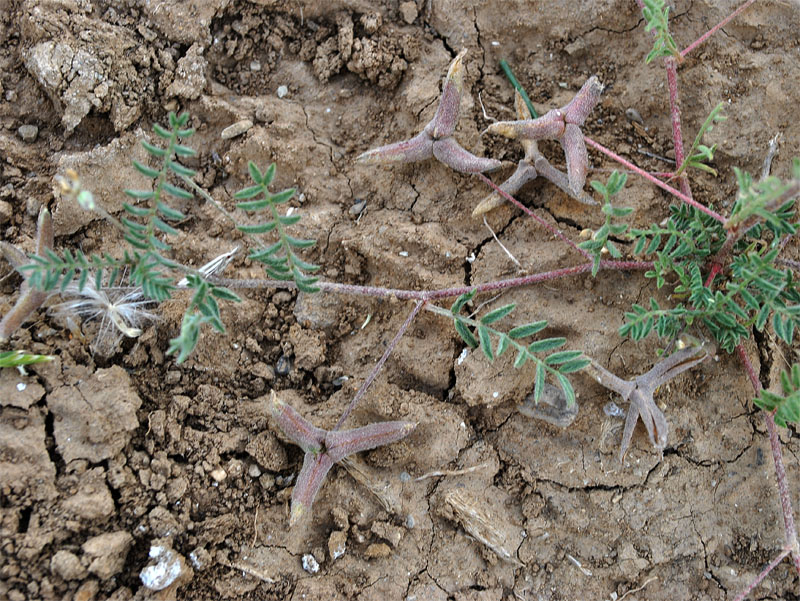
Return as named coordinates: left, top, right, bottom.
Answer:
left=16, top=382, right=26, bottom=392
left=140, top=546, right=182, bottom=591
left=277, top=85, right=289, bottom=98
left=302, top=554, right=319, bottom=574
left=209, top=468, right=227, bottom=482
left=220, top=120, right=253, bottom=139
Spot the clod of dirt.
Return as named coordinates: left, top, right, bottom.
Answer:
left=50, top=549, right=87, bottom=581
left=287, top=324, right=326, bottom=370
left=23, top=41, right=107, bottom=134
left=142, top=0, right=223, bottom=45
left=455, top=346, right=537, bottom=407
left=399, top=2, right=418, bottom=24
left=0, top=368, right=45, bottom=409
left=82, top=531, right=133, bottom=580
left=0, top=406, right=56, bottom=500
left=363, top=542, right=391, bottom=559
left=61, top=467, right=115, bottom=522
left=245, top=429, right=289, bottom=472
left=54, top=132, right=150, bottom=236
left=166, top=43, right=208, bottom=100
left=328, top=530, right=347, bottom=560
left=48, top=365, right=142, bottom=464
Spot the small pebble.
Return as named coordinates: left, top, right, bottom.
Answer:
left=405, top=514, right=416, bottom=529
left=625, top=108, right=644, bottom=125
left=349, top=198, right=367, bottom=217
left=277, top=85, right=289, bottom=98
left=250, top=60, right=261, bottom=72
left=275, top=355, right=292, bottom=376
left=220, top=119, right=253, bottom=139
left=364, top=543, right=391, bottom=559
left=603, top=401, right=625, bottom=418
left=140, top=546, right=183, bottom=591
left=248, top=464, right=262, bottom=478
left=399, top=1, right=418, bottom=24
left=209, top=468, right=227, bottom=482
left=328, top=530, right=347, bottom=561
left=17, top=124, right=38, bottom=142
left=302, top=554, right=319, bottom=574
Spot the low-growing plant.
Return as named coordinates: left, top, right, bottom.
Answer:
left=0, top=2, right=796, bottom=598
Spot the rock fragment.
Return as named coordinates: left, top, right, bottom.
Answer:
left=82, top=531, right=133, bottom=579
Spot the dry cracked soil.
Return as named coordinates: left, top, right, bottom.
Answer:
left=1, top=1, right=799, bottom=600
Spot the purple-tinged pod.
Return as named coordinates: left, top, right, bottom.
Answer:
left=0, top=208, right=54, bottom=342
left=431, top=49, right=467, bottom=139
left=268, top=391, right=325, bottom=454
left=562, top=76, right=603, bottom=126
left=326, top=420, right=416, bottom=463
left=486, top=109, right=565, bottom=141
left=289, top=451, right=335, bottom=527
left=472, top=160, right=538, bottom=217
left=356, top=129, right=434, bottom=165
left=432, top=137, right=502, bottom=174
left=561, top=123, right=589, bottom=195
left=533, top=156, right=597, bottom=206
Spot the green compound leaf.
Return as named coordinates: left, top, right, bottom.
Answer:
left=248, top=161, right=264, bottom=184
left=480, top=303, right=516, bottom=325
left=508, top=320, right=548, bottom=339
left=556, top=372, right=576, bottom=406
left=133, top=160, right=160, bottom=179
left=545, top=350, right=584, bottom=365
left=235, top=186, right=266, bottom=202
left=455, top=320, right=478, bottom=348
left=238, top=222, right=278, bottom=235
left=478, top=325, right=493, bottom=360
left=533, top=361, right=545, bottom=402
left=527, top=337, right=566, bottom=354
left=162, top=182, right=193, bottom=200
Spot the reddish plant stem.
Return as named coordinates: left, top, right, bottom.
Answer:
left=681, top=0, right=758, bottom=58
left=584, top=136, right=726, bottom=223
left=665, top=58, right=692, bottom=200
left=732, top=546, right=792, bottom=601
left=776, top=258, right=800, bottom=273
left=736, top=344, right=800, bottom=575
left=334, top=300, right=425, bottom=430
left=211, top=260, right=653, bottom=302
left=475, top=172, right=591, bottom=260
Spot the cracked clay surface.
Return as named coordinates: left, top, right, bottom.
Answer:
left=0, top=1, right=799, bottom=600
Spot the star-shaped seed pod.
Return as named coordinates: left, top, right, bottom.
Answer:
left=473, top=90, right=598, bottom=217
left=356, top=49, right=501, bottom=174
left=269, top=391, right=416, bottom=526
left=585, top=341, right=712, bottom=461
left=486, top=76, right=603, bottom=196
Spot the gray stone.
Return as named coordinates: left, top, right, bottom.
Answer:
left=17, top=125, right=38, bottom=142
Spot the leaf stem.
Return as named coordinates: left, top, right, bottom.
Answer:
left=681, top=0, right=757, bottom=58
left=584, top=136, right=726, bottom=223
left=736, top=344, right=800, bottom=575
left=210, top=259, right=653, bottom=301
left=333, top=300, right=425, bottom=430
